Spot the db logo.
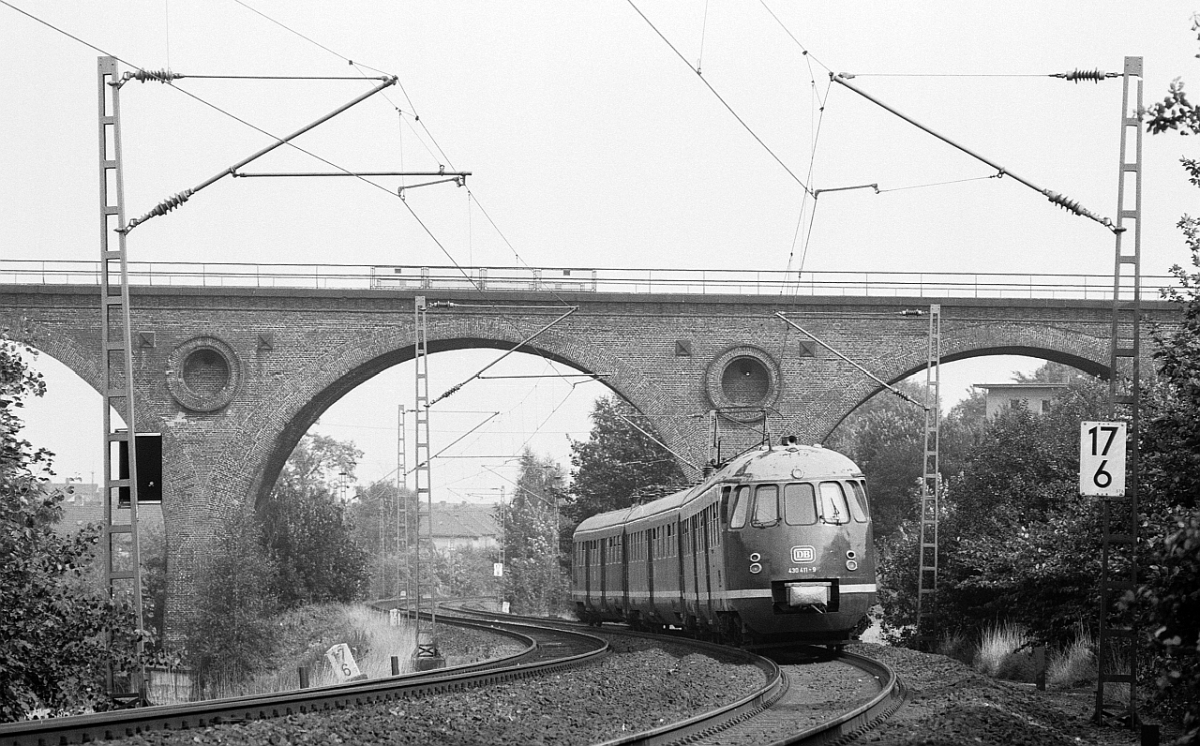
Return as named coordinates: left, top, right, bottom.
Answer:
left=791, top=545, right=816, bottom=563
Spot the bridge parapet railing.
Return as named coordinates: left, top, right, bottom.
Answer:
left=0, top=259, right=1175, bottom=301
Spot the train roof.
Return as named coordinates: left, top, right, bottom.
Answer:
left=573, top=443, right=862, bottom=537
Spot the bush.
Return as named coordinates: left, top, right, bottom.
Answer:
left=183, top=506, right=280, bottom=698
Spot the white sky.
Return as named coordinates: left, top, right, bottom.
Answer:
left=6, top=2, right=1198, bottom=500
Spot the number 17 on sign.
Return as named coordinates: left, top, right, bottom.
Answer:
left=1079, top=421, right=1127, bottom=496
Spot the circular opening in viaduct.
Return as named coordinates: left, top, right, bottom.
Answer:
left=183, top=348, right=230, bottom=396
left=721, top=355, right=770, bottom=405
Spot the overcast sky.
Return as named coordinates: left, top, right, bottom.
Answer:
left=5, top=2, right=1198, bottom=498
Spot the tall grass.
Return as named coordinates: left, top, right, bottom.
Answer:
left=974, top=623, right=1037, bottom=681
left=202, top=603, right=417, bottom=699
left=1047, top=621, right=1096, bottom=688
left=965, top=620, right=1098, bottom=688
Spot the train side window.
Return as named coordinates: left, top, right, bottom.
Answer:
left=848, top=481, right=870, bottom=523
left=752, top=484, right=780, bottom=526
left=719, top=485, right=733, bottom=525
left=819, top=481, right=851, bottom=525
left=784, top=482, right=817, bottom=525
left=729, top=485, right=751, bottom=529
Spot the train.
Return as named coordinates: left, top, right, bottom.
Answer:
left=570, top=437, right=876, bottom=646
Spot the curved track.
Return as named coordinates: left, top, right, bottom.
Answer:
left=447, top=603, right=903, bottom=746
left=0, top=610, right=608, bottom=746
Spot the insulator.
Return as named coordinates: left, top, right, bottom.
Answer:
left=1052, top=69, right=1114, bottom=84
left=1045, top=190, right=1083, bottom=215
left=123, top=189, right=194, bottom=232
left=147, top=189, right=193, bottom=217
left=128, top=68, right=182, bottom=84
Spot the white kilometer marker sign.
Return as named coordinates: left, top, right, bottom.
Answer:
left=1079, top=421, right=1127, bottom=497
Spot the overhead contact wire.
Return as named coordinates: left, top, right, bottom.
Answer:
left=625, top=0, right=813, bottom=195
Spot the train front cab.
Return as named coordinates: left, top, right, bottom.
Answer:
left=722, top=477, right=876, bottom=643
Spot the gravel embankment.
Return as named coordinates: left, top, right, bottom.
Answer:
left=102, top=631, right=1174, bottom=746
left=110, top=634, right=764, bottom=746
left=851, top=642, right=1160, bottom=746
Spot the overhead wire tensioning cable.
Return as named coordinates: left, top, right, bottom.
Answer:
left=830, top=72, right=1119, bottom=232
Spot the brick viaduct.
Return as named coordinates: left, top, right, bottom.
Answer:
left=1, top=282, right=1178, bottom=636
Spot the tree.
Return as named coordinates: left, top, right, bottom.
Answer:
left=0, top=335, right=144, bottom=719
left=1136, top=25, right=1200, bottom=742
left=877, top=371, right=1111, bottom=646
left=345, top=479, right=419, bottom=600
left=827, top=381, right=986, bottom=540
left=260, top=434, right=369, bottom=608
left=498, top=449, right=568, bottom=615
left=183, top=506, right=280, bottom=698
left=433, top=545, right=499, bottom=599
left=564, top=396, right=687, bottom=526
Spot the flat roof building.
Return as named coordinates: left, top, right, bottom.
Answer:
left=974, top=382, right=1069, bottom=418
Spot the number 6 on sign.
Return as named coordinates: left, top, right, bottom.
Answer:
left=1079, top=421, right=1126, bottom=496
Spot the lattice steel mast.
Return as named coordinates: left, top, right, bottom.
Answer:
left=97, top=56, right=145, bottom=701
left=412, top=296, right=441, bottom=665
left=915, top=305, right=942, bottom=649
left=397, top=404, right=413, bottom=610
left=1095, top=56, right=1143, bottom=725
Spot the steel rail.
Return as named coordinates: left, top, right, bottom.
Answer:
left=446, top=602, right=903, bottom=746
left=0, top=611, right=608, bottom=746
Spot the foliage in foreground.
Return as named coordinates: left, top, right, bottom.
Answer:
left=1136, top=29, right=1200, bottom=742
left=0, top=335, right=148, bottom=720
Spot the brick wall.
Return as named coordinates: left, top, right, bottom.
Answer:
left=2, top=283, right=1177, bottom=642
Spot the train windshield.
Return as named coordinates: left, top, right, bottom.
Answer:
left=848, top=480, right=870, bottom=522
left=784, top=483, right=817, bottom=525
left=818, top=481, right=851, bottom=525
left=752, top=484, right=780, bottom=526
left=729, top=485, right=751, bottom=529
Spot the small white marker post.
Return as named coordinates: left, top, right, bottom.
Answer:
left=1079, top=421, right=1127, bottom=497
left=326, top=643, right=367, bottom=683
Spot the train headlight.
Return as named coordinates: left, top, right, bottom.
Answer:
left=846, top=559, right=859, bottom=571
left=846, top=550, right=857, bottom=560
left=749, top=552, right=761, bottom=562
left=749, top=563, right=763, bottom=574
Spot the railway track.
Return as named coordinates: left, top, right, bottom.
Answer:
left=447, top=603, right=904, bottom=746
left=0, top=610, right=608, bottom=746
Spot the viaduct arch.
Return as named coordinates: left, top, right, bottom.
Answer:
left=1, top=283, right=1177, bottom=639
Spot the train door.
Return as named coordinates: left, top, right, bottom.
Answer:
left=712, top=486, right=731, bottom=609
left=599, top=537, right=608, bottom=610
left=699, top=507, right=712, bottom=619
left=682, top=514, right=697, bottom=617
left=678, top=517, right=690, bottom=618
left=621, top=531, right=629, bottom=614
left=578, top=539, right=588, bottom=604
left=647, top=526, right=656, bottom=613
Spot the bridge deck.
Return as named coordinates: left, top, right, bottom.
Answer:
left=1, top=259, right=1175, bottom=302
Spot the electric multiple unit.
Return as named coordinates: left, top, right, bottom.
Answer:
left=571, top=441, right=876, bottom=645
